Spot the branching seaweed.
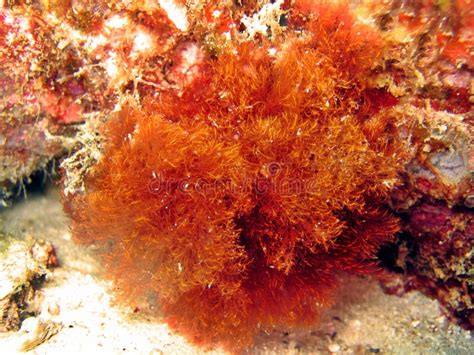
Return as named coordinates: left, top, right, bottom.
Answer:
left=65, top=2, right=409, bottom=351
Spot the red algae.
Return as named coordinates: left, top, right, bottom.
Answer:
left=64, top=2, right=409, bottom=350
left=0, top=0, right=470, bottom=348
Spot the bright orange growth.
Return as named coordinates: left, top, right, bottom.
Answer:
left=66, top=3, right=408, bottom=351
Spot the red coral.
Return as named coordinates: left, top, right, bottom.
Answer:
left=65, top=2, right=408, bottom=351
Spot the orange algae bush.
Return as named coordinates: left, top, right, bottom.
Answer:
left=65, top=2, right=408, bottom=351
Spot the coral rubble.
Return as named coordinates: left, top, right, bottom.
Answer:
left=362, top=0, right=473, bottom=330
left=402, top=203, right=472, bottom=329
left=0, top=235, right=57, bottom=332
